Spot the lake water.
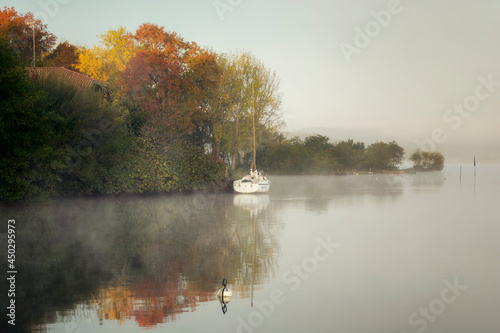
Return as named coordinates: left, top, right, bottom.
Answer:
left=1, top=165, right=499, bottom=333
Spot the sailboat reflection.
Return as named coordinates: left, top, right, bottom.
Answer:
left=233, top=194, right=270, bottom=214
left=232, top=194, right=270, bottom=309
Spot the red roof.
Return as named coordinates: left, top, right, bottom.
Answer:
left=27, top=67, right=111, bottom=99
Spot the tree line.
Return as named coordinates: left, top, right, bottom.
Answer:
left=0, top=6, right=444, bottom=201
left=257, top=135, right=444, bottom=174
left=256, top=135, right=402, bottom=174
left=0, top=6, right=283, bottom=201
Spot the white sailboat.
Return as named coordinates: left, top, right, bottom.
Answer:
left=233, top=169, right=271, bottom=194
left=233, top=83, right=271, bottom=194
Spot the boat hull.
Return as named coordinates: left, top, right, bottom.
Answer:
left=233, top=180, right=271, bottom=194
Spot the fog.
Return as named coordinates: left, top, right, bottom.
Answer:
left=289, top=126, right=500, bottom=164
left=3, top=168, right=499, bottom=332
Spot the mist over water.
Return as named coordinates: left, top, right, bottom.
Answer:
left=1, top=165, right=499, bottom=332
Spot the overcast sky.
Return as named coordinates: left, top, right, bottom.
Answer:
left=6, top=0, right=500, bottom=162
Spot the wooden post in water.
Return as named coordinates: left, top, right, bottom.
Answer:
left=252, top=82, right=256, bottom=171
left=474, top=155, right=476, bottom=197
left=459, top=165, right=462, bottom=192
left=474, top=155, right=476, bottom=178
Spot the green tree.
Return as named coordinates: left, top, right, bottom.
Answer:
left=332, top=139, right=365, bottom=170
left=258, top=135, right=338, bottom=175
left=387, top=141, right=405, bottom=167
left=304, top=135, right=330, bottom=153
left=32, top=73, right=135, bottom=197
left=303, top=135, right=337, bottom=173
left=426, top=152, right=445, bottom=171
left=363, top=141, right=404, bottom=170
left=0, top=37, right=56, bottom=200
left=257, top=136, right=308, bottom=174
left=0, top=36, right=139, bottom=201
left=409, top=150, right=445, bottom=171
left=409, top=150, right=423, bottom=169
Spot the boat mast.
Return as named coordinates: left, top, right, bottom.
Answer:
left=252, top=81, right=256, bottom=171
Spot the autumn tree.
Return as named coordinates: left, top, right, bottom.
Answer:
left=182, top=48, right=221, bottom=145
left=77, top=26, right=135, bottom=96
left=0, top=6, right=56, bottom=66
left=204, top=53, right=232, bottom=156
left=211, top=51, right=282, bottom=169
left=211, top=52, right=249, bottom=168
left=43, top=41, right=80, bottom=71
left=121, top=23, right=219, bottom=141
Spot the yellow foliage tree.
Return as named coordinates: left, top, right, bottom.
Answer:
left=77, top=26, right=135, bottom=97
left=209, top=51, right=282, bottom=169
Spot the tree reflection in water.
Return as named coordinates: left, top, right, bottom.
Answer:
left=0, top=193, right=281, bottom=331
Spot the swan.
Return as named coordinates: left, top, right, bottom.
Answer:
left=217, top=277, right=233, bottom=300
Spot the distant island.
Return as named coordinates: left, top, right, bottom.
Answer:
left=256, top=135, right=444, bottom=175
left=0, top=7, right=444, bottom=202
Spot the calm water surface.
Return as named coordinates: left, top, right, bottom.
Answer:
left=1, top=166, right=499, bottom=333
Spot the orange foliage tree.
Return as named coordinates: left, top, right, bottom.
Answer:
left=0, top=6, right=56, bottom=65
left=43, top=41, right=80, bottom=71
left=121, top=23, right=220, bottom=140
